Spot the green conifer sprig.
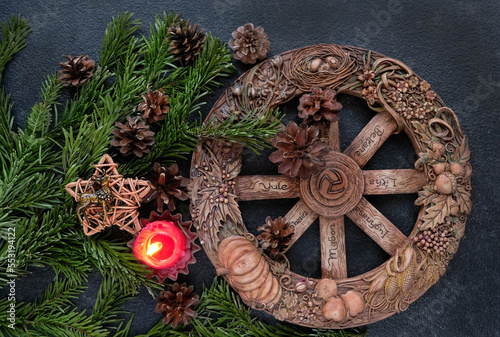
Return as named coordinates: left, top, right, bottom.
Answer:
left=0, top=15, right=31, bottom=83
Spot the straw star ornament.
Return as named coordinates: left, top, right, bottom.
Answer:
left=65, top=154, right=152, bottom=236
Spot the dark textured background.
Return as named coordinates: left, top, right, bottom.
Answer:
left=1, top=0, right=499, bottom=336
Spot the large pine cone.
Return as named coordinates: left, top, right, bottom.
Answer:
left=257, top=216, right=294, bottom=257
left=58, top=55, right=95, bottom=87
left=298, top=87, right=342, bottom=127
left=167, top=19, right=206, bottom=64
left=110, top=116, right=155, bottom=157
left=229, top=23, right=270, bottom=64
left=144, top=163, right=189, bottom=213
left=269, top=121, right=328, bottom=179
left=137, top=89, right=170, bottom=124
left=154, top=282, right=199, bottom=328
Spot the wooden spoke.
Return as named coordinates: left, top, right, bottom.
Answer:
left=363, top=169, right=427, bottom=195
left=319, top=215, right=347, bottom=279
left=283, top=200, right=318, bottom=250
left=326, top=121, right=341, bottom=152
left=235, top=175, right=299, bottom=201
left=343, top=110, right=398, bottom=168
left=346, top=197, right=407, bottom=256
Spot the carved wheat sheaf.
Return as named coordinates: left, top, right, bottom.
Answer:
left=189, top=44, right=471, bottom=328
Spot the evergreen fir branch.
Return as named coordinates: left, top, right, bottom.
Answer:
left=99, top=12, right=141, bottom=70
left=0, top=15, right=31, bottom=83
left=141, top=12, right=179, bottom=87
left=0, top=208, right=72, bottom=285
left=198, top=108, right=284, bottom=154
left=0, top=87, right=15, bottom=148
left=61, top=116, right=114, bottom=188
left=55, top=66, right=114, bottom=133
left=24, top=73, right=63, bottom=138
left=79, top=231, right=161, bottom=295
left=91, top=275, right=134, bottom=329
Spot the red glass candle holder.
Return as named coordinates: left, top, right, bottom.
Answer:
left=129, top=211, right=200, bottom=283
left=133, top=220, right=186, bottom=269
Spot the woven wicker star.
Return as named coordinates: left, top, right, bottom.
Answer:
left=65, top=154, right=152, bottom=236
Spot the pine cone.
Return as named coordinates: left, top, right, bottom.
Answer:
left=257, top=216, right=294, bottom=257
left=228, top=23, right=270, bottom=64
left=298, top=87, right=342, bottom=127
left=137, top=89, right=170, bottom=124
left=154, top=282, right=199, bottom=328
left=167, top=19, right=206, bottom=64
left=110, top=116, right=155, bottom=157
left=58, top=55, right=95, bottom=87
left=144, top=163, right=189, bottom=213
left=269, top=121, right=328, bottom=179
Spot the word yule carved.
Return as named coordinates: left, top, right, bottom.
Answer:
left=189, top=44, right=471, bottom=328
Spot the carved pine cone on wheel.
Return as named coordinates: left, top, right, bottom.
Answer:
left=257, top=216, right=294, bottom=257
left=58, top=54, right=95, bottom=87
left=269, top=121, right=328, bottom=179
left=154, top=282, right=199, bottom=328
left=137, top=89, right=170, bottom=124
left=298, top=87, right=342, bottom=127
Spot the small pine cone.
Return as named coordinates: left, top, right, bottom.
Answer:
left=144, top=163, right=189, bottom=213
left=154, top=282, right=199, bottom=328
left=137, top=89, right=170, bottom=123
left=58, top=55, right=95, bottom=87
left=167, top=19, right=206, bottom=64
left=110, top=116, right=155, bottom=157
left=297, top=87, right=342, bottom=126
left=228, top=23, right=270, bottom=64
left=269, top=121, right=328, bottom=179
left=257, top=216, right=294, bottom=257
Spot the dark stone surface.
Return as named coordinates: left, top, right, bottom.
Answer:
left=1, top=0, right=499, bottom=336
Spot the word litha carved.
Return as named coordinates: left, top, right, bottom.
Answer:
left=189, top=44, right=472, bottom=328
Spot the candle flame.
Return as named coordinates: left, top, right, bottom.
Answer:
left=147, top=242, right=162, bottom=256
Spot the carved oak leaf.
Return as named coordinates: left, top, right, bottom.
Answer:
left=415, top=148, right=435, bottom=170
left=415, top=186, right=437, bottom=207
left=452, top=137, right=470, bottom=165
left=420, top=194, right=453, bottom=230
left=412, top=121, right=434, bottom=147
left=454, top=185, right=472, bottom=215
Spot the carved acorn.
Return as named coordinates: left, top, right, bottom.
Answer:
left=216, top=235, right=282, bottom=308
left=434, top=172, right=457, bottom=194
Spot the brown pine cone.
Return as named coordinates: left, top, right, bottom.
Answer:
left=144, top=163, right=189, bottom=213
left=137, top=89, right=170, bottom=124
left=155, top=282, right=199, bottom=328
left=167, top=19, right=206, bottom=64
left=297, top=87, right=342, bottom=126
left=269, top=121, right=328, bottom=179
left=110, top=116, right=155, bottom=157
left=228, top=23, right=270, bottom=64
left=257, top=216, right=294, bottom=257
left=58, top=54, right=95, bottom=87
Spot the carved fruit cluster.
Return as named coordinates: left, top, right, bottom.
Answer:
left=412, top=229, right=451, bottom=256
left=314, top=279, right=365, bottom=322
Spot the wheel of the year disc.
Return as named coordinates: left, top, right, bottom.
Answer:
left=189, top=44, right=472, bottom=328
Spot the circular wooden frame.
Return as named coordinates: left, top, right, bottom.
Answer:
left=189, top=44, right=471, bottom=328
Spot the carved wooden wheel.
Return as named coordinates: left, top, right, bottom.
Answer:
left=189, top=44, right=472, bottom=328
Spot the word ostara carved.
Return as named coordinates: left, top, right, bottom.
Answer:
left=189, top=44, right=471, bottom=328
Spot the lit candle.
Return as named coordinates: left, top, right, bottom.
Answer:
left=133, top=220, right=186, bottom=269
